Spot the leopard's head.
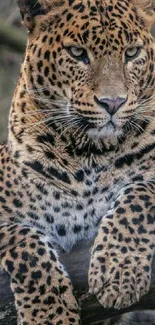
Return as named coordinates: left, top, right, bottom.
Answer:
left=18, top=0, right=155, bottom=140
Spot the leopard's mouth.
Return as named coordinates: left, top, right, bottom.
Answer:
left=69, top=104, right=146, bottom=139
left=75, top=115, right=123, bottom=139
left=86, top=122, right=123, bottom=139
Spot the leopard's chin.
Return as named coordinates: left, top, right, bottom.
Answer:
left=86, top=121, right=123, bottom=140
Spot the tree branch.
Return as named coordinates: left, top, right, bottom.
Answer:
left=0, top=241, right=155, bottom=324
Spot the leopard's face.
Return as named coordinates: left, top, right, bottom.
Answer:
left=22, top=0, right=155, bottom=140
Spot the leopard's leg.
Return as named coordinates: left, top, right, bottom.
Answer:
left=89, top=182, right=155, bottom=309
left=0, top=223, right=80, bottom=325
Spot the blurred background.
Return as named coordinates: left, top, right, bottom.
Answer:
left=0, top=1, right=155, bottom=324
left=0, top=0, right=26, bottom=142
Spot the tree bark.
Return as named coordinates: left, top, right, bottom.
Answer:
left=0, top=20, right=26, bottom=53
left=0, top=240, right=155, bottom=325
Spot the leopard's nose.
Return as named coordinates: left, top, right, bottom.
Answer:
left=94, top=96, right=127, bottom=115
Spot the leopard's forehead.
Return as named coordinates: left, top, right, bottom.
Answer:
left=60, top=0, right=131, bottom=11
left=46, top=0, right=139, bottom=27
left=41, top=0, right=143, bottom=50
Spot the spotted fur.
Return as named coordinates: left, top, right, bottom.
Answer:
left=0, top=0, right=155, bottom=323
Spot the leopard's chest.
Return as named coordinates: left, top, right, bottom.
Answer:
left=38, top=166, right=128, bottom=251
left=20, top=162, right=138, bottom=251
left=46, top=186, right=110, bottom=251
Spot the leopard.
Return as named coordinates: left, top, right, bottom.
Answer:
left=0, top=0, right=155, bottom=324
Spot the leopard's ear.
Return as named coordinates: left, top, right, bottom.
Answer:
left=132, top=0, right=155, bottom=29
left=17, top=0, right=65, bottom=31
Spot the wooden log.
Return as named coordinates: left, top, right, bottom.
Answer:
left=0, top=240, right=155, bottom=324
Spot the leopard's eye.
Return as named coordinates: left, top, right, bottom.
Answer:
left=66, top=46, right=90, bottom=64
left=70, top=46, right=85, bottom=57
left=125, top=47, right=141, bottom=61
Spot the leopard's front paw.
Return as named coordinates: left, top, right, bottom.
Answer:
left=88, top=239, right=151, bottom=309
